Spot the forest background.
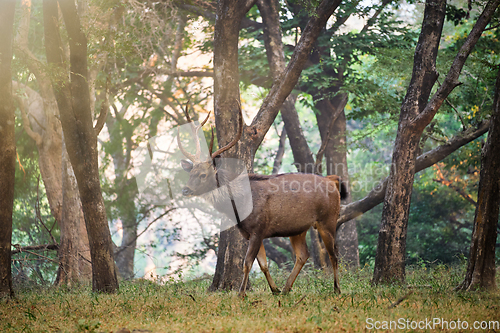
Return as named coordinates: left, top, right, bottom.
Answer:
left=3, top=0, right=499, bottom=291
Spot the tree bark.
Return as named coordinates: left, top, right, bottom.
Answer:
left=373, top=0, right=447, bottom=284
left=456, top=67, right=500, bottom=292
left=209, top=0, right=255, bottom=292
left=43, top=0, right=118, bottom=293
left=56, top=146, right=92, bottom=285
left=316, top=97, right=359, bottom=268
left=0, top=0, right=16, bottom=299
left=15, top=0, right=92, bottom=286
left=257, top=0, right=315, bottom=173
left=373, top=0, right=499, bottom=285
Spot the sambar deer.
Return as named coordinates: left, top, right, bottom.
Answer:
left=178, top=103, right=347, bottom=297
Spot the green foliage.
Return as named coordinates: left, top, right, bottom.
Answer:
left=407, top=169, right=475, bottom=265
left=445, top=4, right=468, bottom=26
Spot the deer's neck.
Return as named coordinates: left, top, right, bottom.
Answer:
left=201, top=169, right=247, bottom=206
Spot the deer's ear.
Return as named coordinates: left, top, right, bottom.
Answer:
left=181, top=159, right=193, bottom=172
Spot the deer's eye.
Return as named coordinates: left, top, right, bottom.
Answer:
left=200, top=173, right=207, bottom=179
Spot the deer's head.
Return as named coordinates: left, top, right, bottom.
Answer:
left=178, top=102, right=243, bottom=197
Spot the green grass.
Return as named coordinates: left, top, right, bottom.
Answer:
left=1, top=264, right=499, bottom=332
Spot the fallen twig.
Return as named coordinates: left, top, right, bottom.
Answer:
left=292, top=294, right=307, bottom=308
left=388, top=290, right=414, bottom=309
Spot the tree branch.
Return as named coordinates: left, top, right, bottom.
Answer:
left=272, top=126, right=287, bottom=174
left=413, top=0, right=500, bottom=131
left=360, top=0, right=392, bottom=34
left=11, top=244, right=59, bottom=255
left=14, top=93, right=43, bottom=146
left=433, top=178, right=478, bottom=206
left=250, top=0, right=342, bottom=148
left=177, top=3, right=263, bottom=30
left=337, top=121, right=490, bottom=226
left=314, top=95, right=348, bottom=173
left=94, top=77, right=110, bottom=136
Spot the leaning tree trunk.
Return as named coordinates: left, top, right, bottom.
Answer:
left=43, top=0, right=118, bottom=293
left=373, top=0, right=446, bottom=284
left=456, top=67, right=500, bottom=292
left=373, top=0, right=499, bottom=285
left=257, top=0, right=358, bottom=271
left=0, top=0, right=16, bottom=299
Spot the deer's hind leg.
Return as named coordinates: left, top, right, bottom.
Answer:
left=256, top=243, right=281, bottom=294
left=317, top=226, right=341, bottom=294
left=282, top=231, right=309, bottom=294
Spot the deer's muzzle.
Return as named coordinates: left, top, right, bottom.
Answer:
left=182, top=187, right=193, bottom=197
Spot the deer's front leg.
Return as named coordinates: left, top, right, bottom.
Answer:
left=238, top=235, right=262, bottom=298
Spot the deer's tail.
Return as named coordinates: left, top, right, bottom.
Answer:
left=326, top=175, right=348, bottom=200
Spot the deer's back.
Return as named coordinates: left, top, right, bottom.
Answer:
left=238, top=173, right=341, bottom=238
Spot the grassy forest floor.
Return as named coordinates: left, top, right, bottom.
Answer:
left=1, top=263, right=499, bottom=332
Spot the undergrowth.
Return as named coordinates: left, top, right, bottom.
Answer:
left=1, top=263, right=499, bottom=332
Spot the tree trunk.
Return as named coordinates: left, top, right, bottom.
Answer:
left=373, top=0, right=499, bottom=285
left=0, top=0, right=16, bottom=299
left=114, top=178, right=139, bottom=280
left=209, top=227, right=249, bottom=291
left=105, top=108, right=139, bottom=280
left=56, top=146, right=92, bottom=285
left=15, top=0, right=92, bottom=286
left=257, top=0, right=314, bottom=268
left=258, top=0, right=355, bottom=270
left=43, top=0, right=118, bottom=293
left=114, top=218, right=137, bottom=280
left=209, top=0, right=254, bottom=292
left=257, top=0, right=315, bottom=174
left=15, top=83, right=92, bottom=286
left=316, top=97, right=359, bottom=268
left=456, top=67, right=500, bottom=292
left=373, top=0, right=446, bottom=284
